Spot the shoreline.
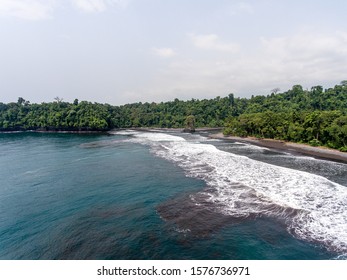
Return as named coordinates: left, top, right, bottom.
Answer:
left=209, top=133, right=347, bottom=164
left=0, top=129, right=108, bottom=134
left=3, top=127, right=347, bottom=164
left=113, top=127, right=347, bottom=164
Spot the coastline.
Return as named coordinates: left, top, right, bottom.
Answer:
left=0, top=128, right=108, bottom=134
left=113, top=127, right=347, bottom=164
left=209, top=132, right=347, bottom=164
left=3, top=126, right=347, bottom=164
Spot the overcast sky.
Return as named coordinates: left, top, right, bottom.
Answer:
left=1, top=0, right=347, bottom=105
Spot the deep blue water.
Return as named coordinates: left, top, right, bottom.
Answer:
left=0, top=131, right=346, bottom=259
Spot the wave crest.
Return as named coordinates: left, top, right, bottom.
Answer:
left=116, top=130, right=347, bottom=253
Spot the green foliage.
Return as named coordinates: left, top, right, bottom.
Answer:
left=309, top=139, right=321, bottom=147
left=2, top=82, right=347, bottom=151
left=338, top=146, right=347, bottom=152
left=0, top=95, right=234, bottom=131
left=185, top=115, right=196, bottom=131
left=224, top=109, right=347, bottom=150
left=222, top=82, right=347, bottom=150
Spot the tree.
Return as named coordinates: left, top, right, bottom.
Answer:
left=2, top=81, right=347, bottom=151
left=17, top=97, right=26, bottom=106
left=54, top=97, right=63, bottom=103
left=228, top=93, right=235, bottom=106
left=271, top=88, right=280, bottom=94
left=184, top=115, right=196, bottom=132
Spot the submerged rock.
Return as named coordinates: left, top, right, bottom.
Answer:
left=182, top=127, right=195, bottom=133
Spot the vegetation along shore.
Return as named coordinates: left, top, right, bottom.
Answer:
left=1, top=81, right=347, bottom=152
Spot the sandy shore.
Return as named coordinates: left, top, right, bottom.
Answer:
left=112, top=127, right=347, bottom=163
left=209, top=133, right=347, bottom=164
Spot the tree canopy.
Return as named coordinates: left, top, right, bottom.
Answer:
left=1, top=82, right=347, bottom=150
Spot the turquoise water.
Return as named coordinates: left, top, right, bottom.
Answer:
left=0, top=131, right=346, bottom=259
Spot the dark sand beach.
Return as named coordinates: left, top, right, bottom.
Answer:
left=209, top=133, right=347, bottom=164
left=117, top=128, right=347, bottom=164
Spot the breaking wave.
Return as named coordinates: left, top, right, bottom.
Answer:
left=116, top=130, right=347, bottom=254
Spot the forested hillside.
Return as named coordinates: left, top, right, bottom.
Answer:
left=1, top=81, right=347, bottom=150
left=224, top=82, right=347, bottom=151
left=0, top=95, right=233, bottom=131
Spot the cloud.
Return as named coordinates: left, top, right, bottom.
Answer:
left=0, top=0, right=129, bottom=20
left=71, top=0, right=106, bottom=13
left=235, top=31, right=347, bottom=91
left=190, top=34, right=240, bottom=52
left=257, top=31, right=347, bottom=84
left=229, top=2, right=254, bottom=15
left=71, top=0, right=129, bottom=13
left=260, top=32, right=347, bottom=62
left=142, top=31, right=347, bottom=102
left=0, top=0, right=56, bottom=20
left=152, top=48, right=176, bottom=58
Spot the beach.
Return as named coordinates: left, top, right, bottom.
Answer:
left=209, top=133, right=347, bottom=164
left=114, top=128, right=347, bottom=164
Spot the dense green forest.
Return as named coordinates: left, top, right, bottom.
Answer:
left=1, top=81, right=347, bottom=150
left=223, top=82, right=347, bottom=151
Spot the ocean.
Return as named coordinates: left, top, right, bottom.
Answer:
left=0, top=130, right=346, bottom=260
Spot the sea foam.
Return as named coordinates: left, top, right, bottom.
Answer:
left=117, top=130, right=347, bottom=254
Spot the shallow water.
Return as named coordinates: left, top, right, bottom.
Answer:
left=0, top=131, right=346, bottom=259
